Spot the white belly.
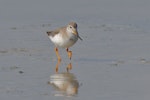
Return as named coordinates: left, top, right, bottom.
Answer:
left=49, top=33, right=78, bottom=48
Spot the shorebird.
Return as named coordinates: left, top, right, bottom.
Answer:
left=47, top=22, right=82, bottom=62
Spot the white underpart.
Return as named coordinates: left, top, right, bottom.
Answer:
left=49, top=32, right=78, bottom=48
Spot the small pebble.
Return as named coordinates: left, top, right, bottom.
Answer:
left=19, top=71, right=24, bottom=74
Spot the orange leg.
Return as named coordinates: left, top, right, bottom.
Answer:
left=55, top=47, right=61, bottom=61
left=66, top=48, right=72, bottom=60
left=66, top=63, right=72, bottom=72
left=55, top=59, right=61, bottom=73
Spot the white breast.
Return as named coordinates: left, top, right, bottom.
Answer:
left=49, top=32, right=78, bottom=48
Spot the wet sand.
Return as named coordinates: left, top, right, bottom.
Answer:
left=1, top=0, right=150, bottom=100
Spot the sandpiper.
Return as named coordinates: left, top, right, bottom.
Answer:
left=47, top=22, right=82, bottom=61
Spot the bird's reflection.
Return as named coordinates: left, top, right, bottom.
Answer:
left=49, top=62, right=80, bottom=97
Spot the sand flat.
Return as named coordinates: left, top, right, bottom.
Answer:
left=0, top=0, right=150, bottom=100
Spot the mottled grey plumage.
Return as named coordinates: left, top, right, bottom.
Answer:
left=47, top=27, right=64, bottom=37
left=47, top=22, right=82, bottom=40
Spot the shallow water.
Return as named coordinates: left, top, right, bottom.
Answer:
left=1, top=0, right=150, bottom=100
